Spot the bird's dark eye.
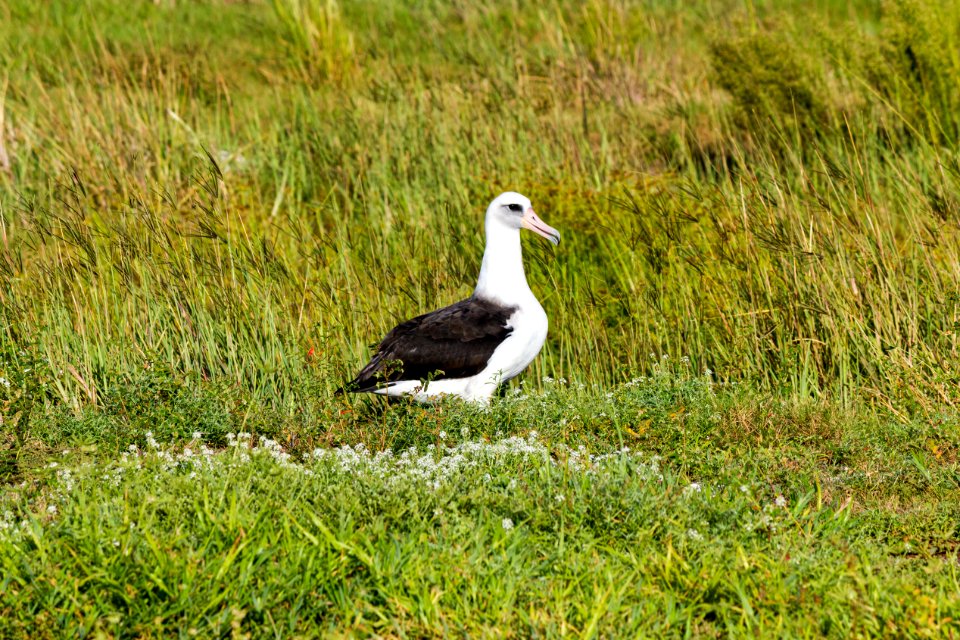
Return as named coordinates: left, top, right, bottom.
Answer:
left=506, top=203, right=523, bottom=212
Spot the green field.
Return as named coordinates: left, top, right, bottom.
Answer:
left=1, top=0, right=959, bottom=636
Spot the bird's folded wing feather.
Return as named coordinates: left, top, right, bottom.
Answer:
left=347, top=297, right=516, bottom=390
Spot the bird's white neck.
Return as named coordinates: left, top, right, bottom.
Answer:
left=474, top=217, right=534, bottom=306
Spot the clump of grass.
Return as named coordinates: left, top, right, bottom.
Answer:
left=708, top=0, right=960, bottom=153
left=270, top=0, right=355, bottom=83
left=0, top=75, right=10, bottom=177
left=710, top=23, right=831, bottom=145
left=868, top=0, right=960, bottom=147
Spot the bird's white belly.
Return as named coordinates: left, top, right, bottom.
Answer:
left=468, top=304, right=548, bottom=395
left=373, top=377, right=473, bottom=400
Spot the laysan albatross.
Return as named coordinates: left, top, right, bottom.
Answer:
left=339, top=192, right=560, bottom=403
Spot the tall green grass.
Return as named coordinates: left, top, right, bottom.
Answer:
left=271, top=0, right=355, bottom=82
left=0, top=0, right=958, bottom=415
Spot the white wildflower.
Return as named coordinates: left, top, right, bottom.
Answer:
left=192, top=431, right=202, bottom=440
left=438, top=431, right=447, bottom=441
left=775, top=495, right=787, bottom=508
left=502, top=518, right=514, bottom=531
left=687, top=528, right=703, bottom=541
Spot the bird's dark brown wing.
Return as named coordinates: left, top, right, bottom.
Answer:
left=340, top=296, right=516, bottom=393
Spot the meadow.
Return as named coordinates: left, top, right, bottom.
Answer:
left=1, top=0, right=959, bottom=636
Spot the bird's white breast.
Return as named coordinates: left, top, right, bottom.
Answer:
left=472, top=299, right=548, bottom=390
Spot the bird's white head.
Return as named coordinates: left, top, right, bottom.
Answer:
left=486, top=192, right=560, bottom=246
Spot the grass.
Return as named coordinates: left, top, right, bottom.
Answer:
left=1, top=0, right=959, bottom=636
left=3, top=373, right=960, bottom=636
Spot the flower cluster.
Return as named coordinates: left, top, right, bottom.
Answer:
left=309, top=432, right=553, bottom=491
left=0, top=428, right=797, bottom=548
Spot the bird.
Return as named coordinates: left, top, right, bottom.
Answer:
left=338, top=192, right=560, bottom=403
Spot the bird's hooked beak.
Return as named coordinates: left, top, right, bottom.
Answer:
left=521, top=208, right=560, bottom=246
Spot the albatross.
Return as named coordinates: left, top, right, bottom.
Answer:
left=339, top=192, right=560, bottom=403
